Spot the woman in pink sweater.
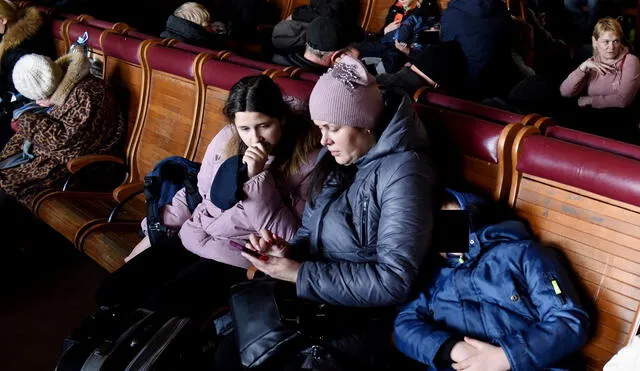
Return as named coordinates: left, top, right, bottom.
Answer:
left=560, top=17, right=640, bottom=109
left=96, top=76, right=319, bottom=322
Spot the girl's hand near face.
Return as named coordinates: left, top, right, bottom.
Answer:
left=243, top=142, right=269, bottom=178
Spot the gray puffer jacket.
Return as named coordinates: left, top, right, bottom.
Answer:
left=291, top=95, right=435, bottom=307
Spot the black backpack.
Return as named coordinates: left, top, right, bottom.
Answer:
left=144, top=156, right=202, bottom=246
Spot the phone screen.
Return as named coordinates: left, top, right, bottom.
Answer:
left=432, top=210, right=470, bottom=253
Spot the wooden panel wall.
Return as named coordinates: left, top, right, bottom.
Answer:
left=513, top=175, right=640, bottom=369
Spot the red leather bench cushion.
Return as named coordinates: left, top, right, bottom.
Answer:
left=147, top=45, right=197, bottom=79
left=224, top=54, right=282, bottom=72
left=546, top=126, right=640, bottom=162
left=414, top=104, right=501, bottom=163
left=424, top=92, right=523, bottom=125
left=67, top=23, right=104, bottom=50
left=102, top=32, right=142, bottom=64
left=202, top=59, right=260, bottom=90
left=518, top=135, right=640, bottom=207
left=83, top=18, right=116, bottom=30
left=273, top=77, right=315, bottom=104
left=172, top=42, right=218, bottom=55
left=298, top=71, right=320, bottom=83
left=51, top=19, right=64, bottom=40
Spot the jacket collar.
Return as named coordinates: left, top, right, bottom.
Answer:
left=50, top=52, right=91, bottom=106
left=162, top=15, right=210, bottom=42
left=0, top=7, right=43, bottom=64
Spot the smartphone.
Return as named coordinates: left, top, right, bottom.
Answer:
left=241, top=246, right=264, bottom=259
left=432, top=210, right=470, bottom=253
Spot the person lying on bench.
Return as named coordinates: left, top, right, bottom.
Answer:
left=394, top=188, right=590, bottom=371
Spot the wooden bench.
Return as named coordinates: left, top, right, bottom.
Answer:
left=508, top=127, right=640, bottom=369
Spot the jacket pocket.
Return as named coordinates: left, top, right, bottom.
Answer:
left=360, top=196, right=369, bottom=248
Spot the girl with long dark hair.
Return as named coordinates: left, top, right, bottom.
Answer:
left=96, top=75, right=319, bottom=322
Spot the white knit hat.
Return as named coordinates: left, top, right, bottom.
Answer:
left=12, top=54, right=63, bottom=101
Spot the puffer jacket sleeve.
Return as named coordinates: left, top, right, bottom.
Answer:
left=497, top=242, right=590, bottom=370
left=296, top=157, right=434, bottom=306
left=393, top=292, right=457, bottom=367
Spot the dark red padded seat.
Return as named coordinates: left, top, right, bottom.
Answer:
left=422, top=92, right=523, bottom=125
left=82, top=18, right=117, bottom=30
left=67, top=22, right=104, bottom=50
left=201, top=59, right=260, bottom=90
left=51, top=19, right=64, bottom=40
left=517, top=135, right=640, bottom=207
left=224, top=54, right=283, bottom=72
left=298, top=71, right=320, bottom=83
left=147, top=44, right=197, bottom=79
left=101, top=32, right=143, bottom=64
left=414, top=104, right=502, bottom=163
left=273, top=77, right=315, bottom=103
left=123, top=30, right=158, bottom=41
left=545, top=126, right=640, bottom=162
left=172, top=42, right=218, bottom=55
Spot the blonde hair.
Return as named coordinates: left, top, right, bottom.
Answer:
left=593, top=17, right=623, bottom=40
left=173, top=2, right=210, bottom=28
left=0, top=0, right=18, bottom=24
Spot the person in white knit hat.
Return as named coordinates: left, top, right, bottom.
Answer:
left=0, top=51, right=125, bottom=207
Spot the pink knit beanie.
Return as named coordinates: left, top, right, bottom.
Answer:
left=309, top=55, right=384, bottom=129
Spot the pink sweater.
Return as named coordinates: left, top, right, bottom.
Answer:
left=560, top=48, right=640, bottom=109
left=137, top=125, right=317, bottom=268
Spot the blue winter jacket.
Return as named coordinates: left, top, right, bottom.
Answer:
left=393, top=191, right=590, bottom=370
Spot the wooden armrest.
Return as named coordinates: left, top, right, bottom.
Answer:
left=113, top=182, right=144, bottom=203
left=413, top=86, right=431, bottom=102
left=67, top=154, right=124, bottom=173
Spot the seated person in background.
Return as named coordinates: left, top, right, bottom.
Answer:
left=160, top=2, right=221, bottom=48
left=289, top=0, right=361, bottom=40
left=560, top=17, right=640, bottom=110
left=273, top=16, right=356, bottom=74
left=358, top=0, right=440, bottom=74
left=0, top=52, right=125, bottom=207
left=440, top=0, right=518, bottom=99
left=377, top=41, right=465, bottom=97
left=0, top=2, right=55, bottom=150
left=394, top=188, right=590, bottom=371
left=558, top=17, right=640, bottom=143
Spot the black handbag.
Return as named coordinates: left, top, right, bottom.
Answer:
left=229, top=278, right=393, bottom=370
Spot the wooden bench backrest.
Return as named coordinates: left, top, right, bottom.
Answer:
left=509, top=129, right=640, bottom=369
left=127, top=43, right=199, bottom=181
left=414, top=104, right=521, bottom=201
left=100, top=31, right=146, bottom=148
left=189, top=57, right=262, bottom=162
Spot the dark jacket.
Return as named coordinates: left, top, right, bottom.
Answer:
left=0, top=7, right=55, bottom=99
left=440, top=0, right=514, bottom=96
left=273, top=52, right=329, bottom=75
left=393, top=191, right=590, bottom=370
left=383, top=2, right=420, bottom=30
left=292, top=0, right=361, bottom=41
left=290, top=95, right=435, bottom=307
left=160, top=15, right=219, bottom=49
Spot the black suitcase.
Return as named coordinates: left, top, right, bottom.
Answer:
left=56, top=307, right=199, bottom=371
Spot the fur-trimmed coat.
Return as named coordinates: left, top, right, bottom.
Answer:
left=0, top=52, right=125, bottom=206
left=0, top=7, right=55, bottom=98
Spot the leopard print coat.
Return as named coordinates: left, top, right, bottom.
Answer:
left=0, top=56, right=125, bottom=207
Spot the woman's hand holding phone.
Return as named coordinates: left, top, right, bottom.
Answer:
left=241, top=229, right=299, bottom=283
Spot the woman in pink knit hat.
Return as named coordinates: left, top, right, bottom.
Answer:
left=228, top=55, right=436, bottom=370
